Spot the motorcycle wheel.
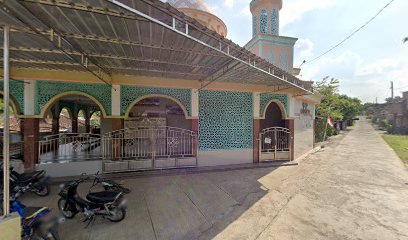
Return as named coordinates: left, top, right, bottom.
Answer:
left=57, top=198, right=76, bottom=219
left=34, top=183, right=50, bottom=197
left=107, top=207, right=126, bottom=222
left=45, top=228, right=60, bottom=240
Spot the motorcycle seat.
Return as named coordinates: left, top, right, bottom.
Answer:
left=86, top=191, right=120, bottom=204
left=23, top=207, right=48, bottom=219
left=17, top=171, right=44, bottom=183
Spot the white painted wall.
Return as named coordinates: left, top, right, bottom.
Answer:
left=290, top=96, right=316, bottom=159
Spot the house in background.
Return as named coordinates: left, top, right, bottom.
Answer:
left=375, top=91, right=408, bottom=134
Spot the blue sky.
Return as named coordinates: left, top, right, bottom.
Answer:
left=166, top=0, right=408, bottom=103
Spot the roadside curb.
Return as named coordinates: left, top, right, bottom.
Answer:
left=49, top=161, right=298, bottom=184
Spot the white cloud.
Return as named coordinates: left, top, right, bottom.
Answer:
left=206, top=5, right=218, bottom=15
left=224, top=0, right=234, bottom=8
left=356, top=57, right=406, bottom=76
left=280, top=0, right=337, bottom=29
left=295, top=38, right=314, bottom=63
left=301, top=52, right=408, bottom=103
left=301, top=50, right=363, bottom=80
left=240, top=6, right=251, bottom=16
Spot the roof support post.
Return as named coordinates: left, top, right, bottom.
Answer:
left=2, top=25, right=11, bottom=217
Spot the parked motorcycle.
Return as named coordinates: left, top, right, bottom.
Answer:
left=91, top=171, right=131, bottom=194
left=0, top=162, right=50, bottom=197
left=1, top=193, right=64, bottom=240
left=57, top=175, right=127, bottom=223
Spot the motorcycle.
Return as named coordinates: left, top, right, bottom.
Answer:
left=1, top=193, right=64, bottom=240
left=1, top=162, right=50, bottom=197
left=91, top=171, right=131, bottom=194
left=57, top=175, right=127, bottom=224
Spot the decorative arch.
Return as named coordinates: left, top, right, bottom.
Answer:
left=59, top=106, right=73, bottom=120
left=77, top=108, right=87, bottom=118
left=271, top=8, right=279, bottom=35
left=39, top=91, right=108, bottom=118
left=260, top=9, right=268, bottom=34
left=261, top=99, right=287, bottom=119
left=124, top=94, right=190, bottom=119
left=0, top=91, right=22, bottom=116
left=252, top=14, right=257, bottom=36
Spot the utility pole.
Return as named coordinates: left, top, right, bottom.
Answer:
left=376, top=97, right=378, bottom=104
left=390, top=81, right=394, bottom=99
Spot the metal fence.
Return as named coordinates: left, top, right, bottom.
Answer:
left=37, top=127, right=197, bottom=171
left=0, top=141, right=23, bottom=158
left=103, top=126, right=196, bottom=160
left=259, top=127, right=291, bottom=161
left=38, top=133, right=103, bottom=162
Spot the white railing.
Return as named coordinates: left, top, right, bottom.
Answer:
left=37, top=127, right=198, bottom=171
left=103, top=126, right=197, bottom=160
left=38, top=133, right=103, bottom=162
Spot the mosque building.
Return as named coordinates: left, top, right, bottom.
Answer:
left=0, top=0, right=319, bottom=177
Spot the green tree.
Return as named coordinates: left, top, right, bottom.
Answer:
left=313, top=77, right=362, bottom=142
left=385, top=96, right=402, bottom=103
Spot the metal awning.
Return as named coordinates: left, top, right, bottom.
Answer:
left=0, top=0, right=313, bottom=93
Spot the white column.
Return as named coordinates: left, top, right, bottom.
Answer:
left=191, top=89, right=199, bottom=118
left=3, top=25, right=10, bottom=216
left=111, top=84, right=121, bottom=116
left=23, top=80, right=36, bottom=115
left=253, top=92, right=260, bottom=118
left=288, top=94, right=297, bottom=118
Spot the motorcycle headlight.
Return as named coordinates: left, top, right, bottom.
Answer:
left=59, top=183, right=65, bottom=190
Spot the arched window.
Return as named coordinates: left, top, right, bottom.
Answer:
left=271, top=9, right=279, bottom=35
left=252, top=15, right=257, bottom=36
left=280, top=53, right=288, bottom=71
left=260, top=10, right=268, bottom=34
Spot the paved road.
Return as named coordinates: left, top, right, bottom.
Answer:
left=22, top=118, right=408, bottom=239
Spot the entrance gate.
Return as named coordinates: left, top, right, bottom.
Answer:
left=102, top=126, right=197, bottom=172
left=259, top=127, right=291, bottom=161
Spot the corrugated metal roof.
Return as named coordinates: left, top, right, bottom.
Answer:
left=0, top=0, right=313, bottom=93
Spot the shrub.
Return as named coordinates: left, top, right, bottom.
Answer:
left=386, top=124, right=393, bottom=134
left=379, top=119, right=386, bottom=128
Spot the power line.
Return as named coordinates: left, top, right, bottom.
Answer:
left=304, top=0, right=395, bottom=65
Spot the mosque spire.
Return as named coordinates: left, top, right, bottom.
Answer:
left=250, top=0, right=282, bottom=37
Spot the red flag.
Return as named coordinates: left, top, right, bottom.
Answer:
left=327, top=115, right=334, bottom=128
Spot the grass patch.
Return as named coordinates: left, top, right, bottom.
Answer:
left=382, top=135, right=408, bottom=164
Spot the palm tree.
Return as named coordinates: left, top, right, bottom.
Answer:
left=404, top=37, right=408, bottom=43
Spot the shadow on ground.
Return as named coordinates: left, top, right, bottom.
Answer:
left=20, top=166, right=282, bottom=240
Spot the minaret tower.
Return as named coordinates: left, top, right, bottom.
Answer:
left=245, top=0, right=298, bottom=74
